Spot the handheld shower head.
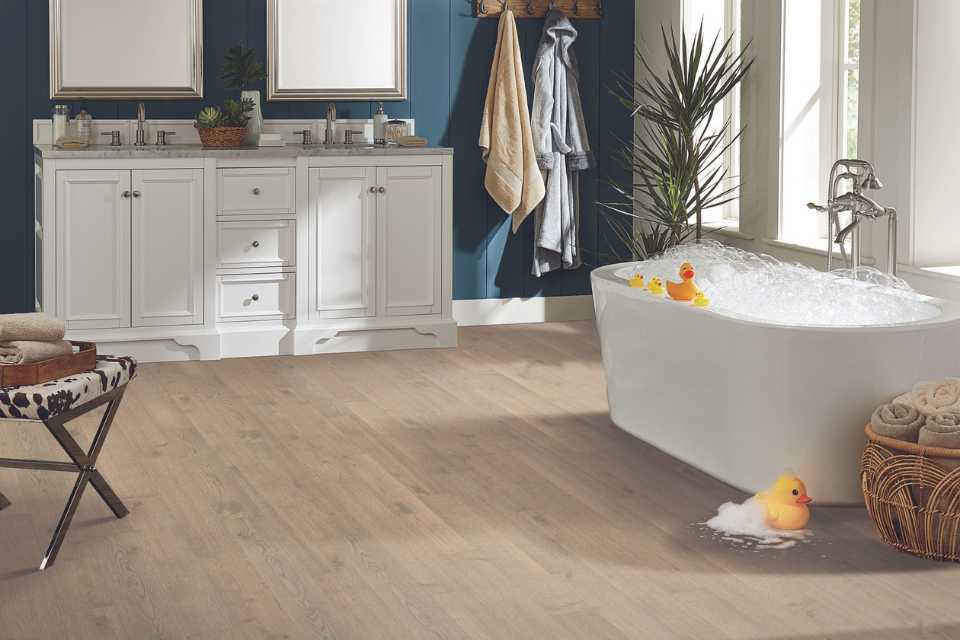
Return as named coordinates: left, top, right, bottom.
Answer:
left=861, top=173, right=883, bottom=190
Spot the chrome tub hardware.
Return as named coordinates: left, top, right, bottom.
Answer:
left=807, top=159, right=898, bottom=277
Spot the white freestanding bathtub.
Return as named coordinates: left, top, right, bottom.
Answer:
left=591, top=263, right=960, bottom=504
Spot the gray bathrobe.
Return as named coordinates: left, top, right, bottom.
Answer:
left=530, top=9, right=595, bottom=277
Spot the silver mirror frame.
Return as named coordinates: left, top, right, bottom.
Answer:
left=49, top=0, right=204, bottom=100
left=266, top=0, right=407, bottom=101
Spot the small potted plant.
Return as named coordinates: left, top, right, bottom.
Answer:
left=194, top=98, right=254, bottom=148
left=221, top=45, right=267, bottom=145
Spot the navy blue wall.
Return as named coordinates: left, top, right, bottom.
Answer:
left=0, top=0, right=633, bottom=313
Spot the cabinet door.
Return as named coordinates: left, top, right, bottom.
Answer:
left=56, top=170, right=131, bottom=329
left=377, top=166, right=442, bottom=316
left=309, top=167, right=377, bottom=319
left=131, top=169, right=204, bottom=327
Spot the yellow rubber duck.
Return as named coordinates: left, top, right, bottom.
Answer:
left=755, top=474, right=812, bottom=530
left=666, top=262, right=702, bottom=302
left=647, top=277, right=665, bottom=296
left=629, top=274, right=645, bottom=289
left=693, top=291, right=710, bottom=308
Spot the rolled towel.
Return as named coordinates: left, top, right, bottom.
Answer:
left=918, top=413, right=960, bottom=449
left=0, top=340, right=74, bottom=366
left=0, top=313, right=65, bottom=343
left=871, top=403, right=925, bottom=443
left=895, top=379, right=960, bottom=416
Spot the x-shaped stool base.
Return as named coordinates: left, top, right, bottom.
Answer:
left=0, top=385, right=129, bottom=570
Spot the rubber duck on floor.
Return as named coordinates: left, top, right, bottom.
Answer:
left=629, top=274, right=645, bottom=289
left=647, top=277, right=665, bottom=296
left=667, top=262, right=702, bottom=302
left=755, top=473, right=812, bottom=530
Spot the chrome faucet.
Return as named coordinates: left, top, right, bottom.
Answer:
left=325, top=103, right=337, bottom=145
left=807, top=159, right=898, bottom=276
left=134, top=102, right=147, bottom=147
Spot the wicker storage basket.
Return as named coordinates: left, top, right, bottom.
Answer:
left=197, top=126, right=247, bottom=148
left=862, top=424, right=960, bottom=561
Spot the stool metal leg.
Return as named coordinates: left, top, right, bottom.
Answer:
left=39, top=387, right=129, bottom=570
left=0, top=490, right=10, bottom=510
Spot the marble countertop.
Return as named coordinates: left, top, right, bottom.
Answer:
left=34, top=143, right=454, bottom=159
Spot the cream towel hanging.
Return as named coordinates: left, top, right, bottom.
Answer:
left=479, top=9, right=545, bottom=232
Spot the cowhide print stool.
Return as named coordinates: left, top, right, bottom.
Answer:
left=0, top=355, right=137, bottom=570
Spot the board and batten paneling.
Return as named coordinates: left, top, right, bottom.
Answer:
left=1, top=0, right=634, bottom=313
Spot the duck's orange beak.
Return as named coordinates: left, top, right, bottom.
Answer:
left=796, top=496, right=812, bottom=505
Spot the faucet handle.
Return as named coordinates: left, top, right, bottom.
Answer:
left=344, top=129, right=364, bottom=145
left=807, top=202, right=828, bottom=213
left=101, top=131, right=122, bottom=146
left=295, top=129, right=313, bottom=145
left=155, top=131, right=176, bottom=146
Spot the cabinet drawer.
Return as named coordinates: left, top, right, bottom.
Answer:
left=217, top=273, right=295, bottom=322
left=217, top=220, right=295, bottom=269
left=219, top=168, right=295, bottom=215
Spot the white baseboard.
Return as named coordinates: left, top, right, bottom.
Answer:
left=453, top=295, right=595, bottom=327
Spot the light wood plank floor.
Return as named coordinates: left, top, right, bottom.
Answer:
left=1, top=321, right=959, bottom=639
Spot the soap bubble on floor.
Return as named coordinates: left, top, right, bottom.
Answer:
left=702, top=497, right=812, bottom=550
left=615, top=240, right=940, bottom=327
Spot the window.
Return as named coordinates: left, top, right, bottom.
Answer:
left=779, top=0, right=862, bottom=246
left=683, top=0, right=741, bottom=223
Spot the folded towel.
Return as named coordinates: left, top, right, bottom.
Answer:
left=871, top=403, right=925, bottom=442
left=0, top=313, right=65, bottom=343
left=896, top=379, right=960, bottom=416
left=479, top=9, right=546, bottom=232
left=0, top=340, right=74, bottom=366
left=919, top=413, right=960, bottom=449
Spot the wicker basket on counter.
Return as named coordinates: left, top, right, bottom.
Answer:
left=861, top=424, right=960, bottom=562
left=197, top=126, right=247, bottom=148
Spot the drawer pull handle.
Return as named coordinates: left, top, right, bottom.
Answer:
left=378, top=186, right=386, bottom=194
left=251, top=294, right=260, bottom=302
left=252, top=187, right=261, bottom=195
left=252, top=240, right=260, bottom=248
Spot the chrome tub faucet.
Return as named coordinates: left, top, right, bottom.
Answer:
left=807, top=159, right=898, bottom=277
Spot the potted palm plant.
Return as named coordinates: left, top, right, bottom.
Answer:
left=221, top=45, right=267, bottom=145
left=195, top=98, right=255, bottom=148
left=600, top=25, right=753, bottom=260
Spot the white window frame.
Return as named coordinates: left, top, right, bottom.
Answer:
left=682, top=0, right=741, bottom=224
left=778, top=0, right=861, bottom=246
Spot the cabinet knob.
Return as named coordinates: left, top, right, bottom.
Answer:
left=251, top=294, right=260, bottom=302
left=252, top=240, right=260, bottom=248
left=132, top=190, right=142, bottom=198
left=378, top=186, right=386, bottom=194
left=252, top=187, right=261, bottom=195
left=369, top=186, right=377, bottom=193
left=122, top=190, right=131, bottom=199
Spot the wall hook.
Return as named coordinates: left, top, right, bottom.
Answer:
left=526, top=1, right=535, bottom=15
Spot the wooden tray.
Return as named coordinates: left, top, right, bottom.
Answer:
left=0, top=342, right=97, bottom=387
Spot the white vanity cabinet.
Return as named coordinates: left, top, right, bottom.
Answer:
left=35, top=138, right=455, bottom=362
left=55, top=168, right=203, bottom=330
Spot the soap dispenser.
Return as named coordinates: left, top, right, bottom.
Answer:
left=373, top=103, right=388, bottom=145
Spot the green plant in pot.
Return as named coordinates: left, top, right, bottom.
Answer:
left=195, top=98, right=254, bottom=148
left=221, top=44, right=267, bottom=145
left=600, top=25, right=753, bottom=261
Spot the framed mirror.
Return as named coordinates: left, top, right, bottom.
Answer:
left=267, top=0, right=407, bottom=101
left=50, top=0, right=204, bottom=100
